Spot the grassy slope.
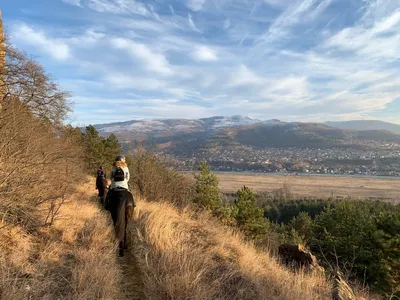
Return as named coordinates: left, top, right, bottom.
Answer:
left=0, top=181, right=121, bottom=300
left=131, top=199, right=333, bottom=300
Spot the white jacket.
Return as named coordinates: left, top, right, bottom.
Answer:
left=110, top=161, right=130, bottom=190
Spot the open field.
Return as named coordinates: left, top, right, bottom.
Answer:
left=214, top=173, right=400, bottom=202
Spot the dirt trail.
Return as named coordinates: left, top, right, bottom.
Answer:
left=118, top=223, right=146, bottom=300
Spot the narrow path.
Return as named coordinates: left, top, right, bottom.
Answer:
left=118, top=223, right=146, bottom=300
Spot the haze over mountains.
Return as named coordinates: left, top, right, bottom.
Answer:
left=325, top=120, right=400, bottom=134
left=90, top=116, right=400, bottom=152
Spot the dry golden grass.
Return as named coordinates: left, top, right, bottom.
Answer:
left=214, top=173, right=400, bottom=201
left=131, top=198, right=334, bottom=300
left=0, top=181, right=122, bottom=300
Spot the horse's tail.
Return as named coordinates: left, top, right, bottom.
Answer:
left=115, top=196, right=127, bottom=242
left=126, top=196, right=135, bottom=220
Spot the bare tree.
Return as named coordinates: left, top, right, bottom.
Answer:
left=1, top=32, right=70, bottom=124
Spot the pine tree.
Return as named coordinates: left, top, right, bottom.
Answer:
left=104, top=134, right=122, bottom=163
left=84, top=125, right=105, bottom=170
left=234, top=186, right=269, bottom=240
left=193, top=160, right=221, bottom=210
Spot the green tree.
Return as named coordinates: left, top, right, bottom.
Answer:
left=234, top=186, right=270, bottom=241
left=288, top=212, right=313, bottom=244
left=84, top=125, right=105, bottom=170
left=193, top=160, right=221, bottom=210
left=104, top=134, right=122, bottom=163
left=311, top=201, right=400, bottom=296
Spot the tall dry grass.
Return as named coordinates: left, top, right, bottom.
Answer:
left=131, top=198, right=333, bottom=300
left=0, top=181, right=122, bottom=300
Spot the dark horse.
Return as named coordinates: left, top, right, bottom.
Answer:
left=96, top=176, right=108, bottom=205
left=105, top=188, right=135, bottom=256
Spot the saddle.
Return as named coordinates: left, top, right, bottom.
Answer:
left=105, top=187, right=135, bottom=211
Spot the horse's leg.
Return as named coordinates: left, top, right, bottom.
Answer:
left=124, top=221, right=128, bottom=250
left=119, top=241, right=124, bottom=257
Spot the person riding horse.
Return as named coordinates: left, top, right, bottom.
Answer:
left=95, top=166, right=107, bottom=204
left=104, top=155, right=135, bottom=256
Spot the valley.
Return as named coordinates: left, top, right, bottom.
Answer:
left=213, top=172, right=400, bottom=202
left=90, top=115, right=400, bottom=177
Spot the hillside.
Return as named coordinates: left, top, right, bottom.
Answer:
left=0, top=182, right=123, bottom=300
left=131, top=198, right=333, bottom=300
left=88, top=117, right=400, bottom=153
left=325, top=120, right=400, bottom=134
left=215, top=122, right=400, bottom=149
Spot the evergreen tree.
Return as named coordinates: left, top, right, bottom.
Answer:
left=311, top=201, right=400, bottom=295
left=193, top=160, right=221, bottom=210
left=288, top=212, right=313, bottom=244
left=104, top=134, right=122, bottom=163
left=84, top=125, right=105, bottom=170
left=234, top=186, right=270, bottom=240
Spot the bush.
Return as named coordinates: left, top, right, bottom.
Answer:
left=128, top=149, right=192, bottom=207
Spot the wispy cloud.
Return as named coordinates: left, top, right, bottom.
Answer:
left=5, top=0, right=400, bottom=124
left=111, top=38, right=173, bottom=75
left=187, top=0, right=206, bottom=11
left=188, top=13, right=201, bottom=32
left=62, top=0, right=82, bottom=7
left=66, top=0, right=149, bottom=15
left=169, top=4, right=177, bottom=16
left=257, top=0, right=333, bottom=43
left=11, top=24, right=70, bottom=60
left=326, top=9, right=400, bottom=60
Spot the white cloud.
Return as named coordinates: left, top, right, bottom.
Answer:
left=258, top=0, right=333, bottom=43
left=12, top=24, right=70, bottom=61
left=104, top=73, right=168, bottom=90
left=188, top=13, right=201, bottom=32
left=326, top=10, right=400, bottom=60
left=169, top=4, right=177, bottom=16
left=190, top=46, right=218, bottom=61
left=228, top=65, right=265, bottom=87
left=111, top=38, right=173, bottom=75
left=223, top=19, right=231, bottom=30
left=187, top=0, right=206, bottom=11
left=62, top=0, right=82, bottom=6
left=65, top=0, right=149, bottom=15
left=68, top=29, right=105, bottom=46
left=263, top=76, right=311, bottom=104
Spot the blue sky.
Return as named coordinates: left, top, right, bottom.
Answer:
left=2, top=0, right=400, bottom=125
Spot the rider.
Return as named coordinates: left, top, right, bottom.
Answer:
left=96, top=166, right=106, bottom=181
left=105, top=155, right=135, bottom=209
left=110, top=155, right=130, bottom=190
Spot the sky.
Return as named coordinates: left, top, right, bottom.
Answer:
left=2, top=0, right=400, bottom=125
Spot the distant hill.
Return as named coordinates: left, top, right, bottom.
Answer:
left=206, top=122, right=400, bottom=150
left=92, top=115, right=262, bottom=135
left=86, top=116, right=400, bottom=153
left=325, top=120, right=400, bottom=134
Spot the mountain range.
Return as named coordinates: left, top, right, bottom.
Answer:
left=324, top=120, right=400, bottom=134
left=89, top=116, right=400, bottom=153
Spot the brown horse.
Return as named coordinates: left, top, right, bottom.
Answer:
left=105, top=188, right=135, bottom=256
left=96, top=176, right=108, bottom=205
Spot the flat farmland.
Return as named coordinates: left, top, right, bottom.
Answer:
left=214, top=173, right=400, bottom=202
